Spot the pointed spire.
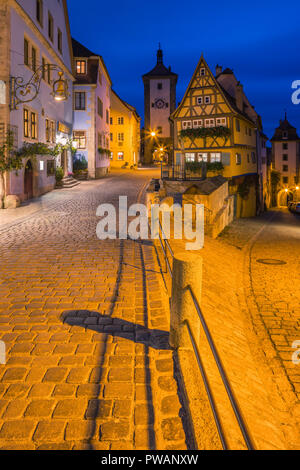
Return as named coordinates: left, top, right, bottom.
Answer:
left=284, top=110, right=287, bottom=121
left=157, top=43, right=163, bottom=65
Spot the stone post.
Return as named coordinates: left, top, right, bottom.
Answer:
left=170, top=251, right=203, bottom=349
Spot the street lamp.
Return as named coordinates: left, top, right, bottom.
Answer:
left=10, top=65, right=70, bottom=110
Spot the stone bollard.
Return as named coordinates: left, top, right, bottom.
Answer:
left=170, top=251, right=203, bottom=349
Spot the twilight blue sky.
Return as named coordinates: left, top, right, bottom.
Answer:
left=69, top=0, right=300, bottom=141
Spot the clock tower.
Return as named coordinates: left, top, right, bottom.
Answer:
left=142, top=46, right=178, bottom=164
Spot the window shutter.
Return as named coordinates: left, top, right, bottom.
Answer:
left=222, top=153, right=231, bottom=166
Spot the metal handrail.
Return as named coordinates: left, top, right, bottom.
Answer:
left=187, top=285, right=255, bottom=450
left=156, top=221, right=255, bottom=450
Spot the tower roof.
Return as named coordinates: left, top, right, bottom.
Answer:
left=143, top=45, right=178, bottom=79
left=271, top=114, right=300, bottom=141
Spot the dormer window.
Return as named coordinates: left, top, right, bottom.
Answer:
left=76, top=60, right=87, bottom=75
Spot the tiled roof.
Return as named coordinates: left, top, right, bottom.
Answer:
left=271, top=117, right=300, bottom=141
left=72, top=38, right=98, bottom=58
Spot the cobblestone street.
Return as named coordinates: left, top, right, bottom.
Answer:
left=0, top=171, right=190, bottom=450
left=247, top=211, right=300, bottom=403
left=220, top=209, right=300, bottom=446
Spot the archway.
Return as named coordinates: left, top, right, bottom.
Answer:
left=24, top=160, right=33, bottom=201
left=277, top=189, right=293, bottom=207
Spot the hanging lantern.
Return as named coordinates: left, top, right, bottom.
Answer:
left=52, top=72, right=69, bottom=102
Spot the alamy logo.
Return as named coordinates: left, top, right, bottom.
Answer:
left=96, top=196, right=204, bottom=251
left=292, top=81, right=300, bottom=105
left=0, top=341, right=5, bottom=365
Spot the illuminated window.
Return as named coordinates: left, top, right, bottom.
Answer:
left=76, top=60, right=86, bottom=75
left=205, top=119, right=215, bottom=128
left=185, top=153, right=195, bottom=162
left=45, top=119, right=50, bottom=142
left=182, top=121, right=192, bottom=130
left=193, top=120, right=203, bottom=128
left=50, top=121, right=55, bottom=143
left=216, top=117, right=227, bottom=127
left=118, top=152, right=124, bottom=161
left=198, top=153, right=208, bottom=162
left=210, top=153, right=221, bottom=162
left=31, top=112, right=38, bottom=140
left=23, top=109, right=29, bottom=138
left=73, top=131, right=86, bottom=149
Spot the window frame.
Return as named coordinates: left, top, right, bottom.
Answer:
left=73, top=131, right=87, bottom=150
left=74, top=91, right=86, bottom=111
left=48, top=11, right=54, bottom=42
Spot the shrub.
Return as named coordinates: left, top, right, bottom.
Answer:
left=55, top=167, right=64, bottom=183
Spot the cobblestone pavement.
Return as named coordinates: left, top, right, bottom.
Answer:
left=220, top=209, right=300, bottom=440
left=248, top=211, right=300, bottom=400
left=0, top=171, right=190, bottom=450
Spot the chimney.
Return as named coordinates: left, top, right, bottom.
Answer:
left=236, top=82, right=243, bottom=111
left=216, top=64, right=222, bottom=76
left=168, top=66, right=171, bottom=72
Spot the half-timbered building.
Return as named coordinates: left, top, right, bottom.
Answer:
left=170, top=55, right=263, bottom=217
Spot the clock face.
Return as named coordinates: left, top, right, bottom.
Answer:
left=154, top=98, right=167, bottom=109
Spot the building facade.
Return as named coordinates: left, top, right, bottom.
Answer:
left=271, top=115, right=300, bottom=206
left=0, top=0, right=74, bottom=204
left=110, top=90, right=141, bottom=168
left=142, top=46, right=178, bottom=164
left=170, top=56, right=263, bottom=217
left=72, top=38, right=112, bottom=179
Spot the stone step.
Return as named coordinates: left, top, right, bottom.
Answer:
left=61, top=176, right=81, bottom=189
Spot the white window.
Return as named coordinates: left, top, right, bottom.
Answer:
left=200, top=68, right=206, bottom=76
left=210, top=153, right=222, bottom=162
left=118, top=152, right=124, bottom=161
left=193, top=120, right=203, bottom=129
left=205, top=96, right=211, bottom=104
left=182, top=121, right=192, bottom=130
left=216, top=117, right=227, bottom=127
left=185, top=153, right=196, bottom=162
left=196, top=97, right=203, bottom=105
left=198, top=153, right=208, bottom=162
left=205, top=119, right=215, bottom=128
